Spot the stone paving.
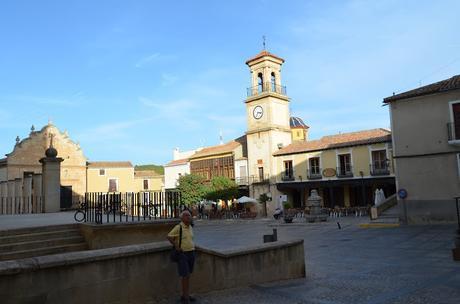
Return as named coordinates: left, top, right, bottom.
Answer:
left=184, top=217, right=460, bottom=304
left=1, top=213, right=459, bottom=303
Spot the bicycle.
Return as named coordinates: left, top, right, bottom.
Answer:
left=74, top=202, right=87, bottom=222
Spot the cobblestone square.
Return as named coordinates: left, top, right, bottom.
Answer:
left=181, top=217, right=460, bottom=304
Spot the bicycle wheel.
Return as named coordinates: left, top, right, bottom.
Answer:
left=74, top=210, right=85, bottom=222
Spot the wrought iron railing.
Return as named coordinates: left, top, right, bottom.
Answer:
left=75, top=191, right=181, bottom=224
left=370, top=163, right=390, bottom=176
left=337, top=166, right=353, bottom=178
left=249, top=174, right=270, bottom=184
left=235, top=176, right=249, bottom=186
left=281, top=171, right=295, bottom=181
left=307, top=169, right=322, bottom=180
left=247, top=82, right=287, bottom=97
left=448, top=122, right=459, bottom=141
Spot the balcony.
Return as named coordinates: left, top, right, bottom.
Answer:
left=249, top=174, right=270, bottom=184
left=281, top=171, right=295, bottom=182
left=235, top=176, right=249, bottom=186
left=448, top=122, right=460, bottom=145
left=307, top=169, right=322, bottom=180
left=369, top=164, right=390, bottom=176
left=337, top=166, right=353, bottom=178
left=247, top=82, right=287, bottom=97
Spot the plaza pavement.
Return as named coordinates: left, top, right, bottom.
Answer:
left=1, top=213, right=459, bottom=303
left=187, top=217, right=460, bottom=304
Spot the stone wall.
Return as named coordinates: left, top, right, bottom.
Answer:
left=0, top=240, right=305, bottom=304
left=79, top=220, right=180, bottom=249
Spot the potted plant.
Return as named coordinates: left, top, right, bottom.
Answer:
left=283, top=202, right=294, bottom=223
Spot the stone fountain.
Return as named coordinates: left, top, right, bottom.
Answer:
left=305, top=190, right=328, bottom=223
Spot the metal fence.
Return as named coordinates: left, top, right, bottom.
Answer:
left=75, top=191, right=181, bottom=224
left=0, top=196, right=43, bottom=215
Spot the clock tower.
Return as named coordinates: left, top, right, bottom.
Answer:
left=245, top=50, right=292, bottom=210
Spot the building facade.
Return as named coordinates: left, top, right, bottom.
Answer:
left=0, top=123, right=164, bottom=209
left=273, top=129, right=395, bottom=208
left=384, top=75, right=460, bottom=223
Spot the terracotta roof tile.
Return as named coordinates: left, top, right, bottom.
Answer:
left=164, top=158, right=189, bottom=167
left=274, top=129, right=391, bottom=156
left=190, top=141, right=241, bottom=159
left=87, top=161, right=133, bottom=168
left=384, top=74, right=460, bottom=103
left=245, top=50, right=285, bottom=65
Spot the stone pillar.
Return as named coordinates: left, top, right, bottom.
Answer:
left=32, top=174, right=43, bottom=213
left=40, top=146, right=63, bottom=213
left=14, top=178, right=23, bottom=213
left=23, top=173, right=33, bottom=213
left=0, top=181, right=6, bottom=214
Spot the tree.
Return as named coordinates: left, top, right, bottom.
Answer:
left=205, top=176, right=238, bottom=203
left=259, top=193, right=270, bottom=217
left=176, top=174, right=208, bottom=206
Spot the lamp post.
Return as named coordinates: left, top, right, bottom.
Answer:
left=359, top=171, right=365, bottom=206
left=454, top=197, right=460, bottom=261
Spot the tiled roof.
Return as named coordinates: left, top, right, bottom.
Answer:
left=290, top=117, right=309, bottom=129
left=384, top=74, right=460, bottom=103
left=274, top=129, right=391, bottom=156
left=87, top=161, right=133, bottom=168
left=190, top=140, right=241, bottom=159
left=134, top=170, right=162, bottom=178
left=245, top=50, right=285, bottom=65
left=164, top=158, right=189, bottom=167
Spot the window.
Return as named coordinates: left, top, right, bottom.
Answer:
left=271, top=72, right=276, bottom=92
left=457, top=153, right=460, bottom=177
left=99, top=169, right=105, bottom=176
left=372, top=150, right=387, bottom=170
left=108, top=179, right=118, bottom=192
left=283, top=160, right=293, bottom=179
left=338, top=154, right=352, bottom=176
left=258, top=73, right=264, bottom=93
left=258, top=167, right=264, bottom=181
left=143, top=179, right=149, bottom=190
left=309, top=157, right=320, bottom=175
left=452, top=103, right=460, bottom=140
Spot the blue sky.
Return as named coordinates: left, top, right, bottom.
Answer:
left=1, top=0, right=459, bottom=165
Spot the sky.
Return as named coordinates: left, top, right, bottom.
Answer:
left=1, top=0, right=460, bottom=165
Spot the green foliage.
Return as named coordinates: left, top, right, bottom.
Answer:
left=205, top=176, right=238, bottom=202
left=176, top=174, right=207, bottom=206
left=258, top=193, right=270, bottom=204
left=134, top=164, right=164, bottom=175
left=283, top=202, right=293, bottom=210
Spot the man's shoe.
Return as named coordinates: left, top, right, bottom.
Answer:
left=180, top=296, right=190, bottom=304
left=189, top=295, right=196, bottom=302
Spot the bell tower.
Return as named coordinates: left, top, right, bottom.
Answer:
left=245, top=50, right=292, bottom=208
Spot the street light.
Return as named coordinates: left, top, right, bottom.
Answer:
left=359, top=171, right=365, bottom=206
left=454, top=197, right=460, bottom=261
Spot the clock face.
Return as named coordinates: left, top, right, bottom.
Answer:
left=253, top=105, right=264, bottom=120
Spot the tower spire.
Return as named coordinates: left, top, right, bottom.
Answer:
left=262, top=35, right=266, bottom=50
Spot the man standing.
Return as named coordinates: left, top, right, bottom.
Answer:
left=167, top=210, right=196, bottom=304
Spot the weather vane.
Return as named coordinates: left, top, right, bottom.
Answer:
left=262, top=35, right=266, bottom=50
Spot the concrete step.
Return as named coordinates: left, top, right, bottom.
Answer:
left=0, top=235, right=85, bottom=253
left=0, top=224, right=80, bottom=237
left=0, top=229, right=82, bottom=245
left=0, top=242, right=87, bottom=261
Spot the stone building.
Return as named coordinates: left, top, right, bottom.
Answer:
left=383, top=74, right=460, bottom=223
left=0, top=122, right=164, bottom=211
left=0, top=123, right=86, bottom=206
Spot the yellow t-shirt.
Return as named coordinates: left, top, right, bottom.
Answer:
left=168, top=222, right=195, bottom=251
